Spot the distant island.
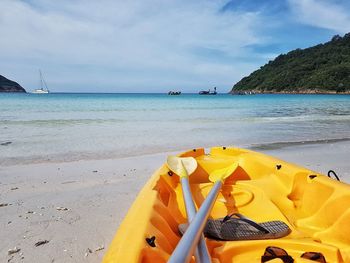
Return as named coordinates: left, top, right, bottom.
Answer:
left=0, top=75, right=26, bottom=93
left=231, top=33, right=350, bottom=94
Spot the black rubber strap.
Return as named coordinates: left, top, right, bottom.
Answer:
left=223, top=213, right=269, bottom=233
left=327, top=170, right=340, bottom=181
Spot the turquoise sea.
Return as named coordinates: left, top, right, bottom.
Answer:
left=0, top=93, right=349, bottom=165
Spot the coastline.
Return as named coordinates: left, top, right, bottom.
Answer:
left=249, top=137, right=350, bottom=150
left=2, top=137, right=350, bottom=167
left=230, top=90, right=350, bottom=95
left=1, top=141, right=349, bottom=263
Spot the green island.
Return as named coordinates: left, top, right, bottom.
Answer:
left=231, top=33, right=350, bottom=94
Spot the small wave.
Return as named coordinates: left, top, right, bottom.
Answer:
left=1, top=118, right=130, bottom=126
left=245, top=114, right=350, bottom=123
left=250, top=137, right=350, bottom=151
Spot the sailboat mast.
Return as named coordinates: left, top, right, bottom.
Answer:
left=39, top=70, right=43, bottom=90
left=39, top=70, right=48, bottom=90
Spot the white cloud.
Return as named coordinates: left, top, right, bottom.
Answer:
left=288, top=0, right=350, bottom=34
left=0, top=0, right=266, bottom=92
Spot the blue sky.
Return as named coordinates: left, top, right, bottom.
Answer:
left=1, top=0, right=350, bottom=93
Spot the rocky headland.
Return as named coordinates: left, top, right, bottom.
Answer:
left=0, top=75, right=26, bottom=93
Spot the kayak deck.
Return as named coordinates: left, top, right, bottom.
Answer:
left=103, top=147, right=350, bottom=262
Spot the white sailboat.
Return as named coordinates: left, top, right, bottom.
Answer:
left=32, top=70, right=49, bottom=94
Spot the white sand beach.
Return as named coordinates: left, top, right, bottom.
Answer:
left=1, top=141, right=349, bottom=263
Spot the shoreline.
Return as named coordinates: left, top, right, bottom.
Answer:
left=230, top=91, right=350, bottom=95
left=2, top=137, right=350, bottom=167
left=250, top=137, right=350, bottom=150
left=1, top=141, right=349, bottom=262
left=2, top=91, right=350, bottom=95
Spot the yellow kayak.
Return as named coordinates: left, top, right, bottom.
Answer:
left=103, top=147, right=350, bottom=262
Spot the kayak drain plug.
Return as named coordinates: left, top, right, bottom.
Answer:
left=276, top=164, right=282, bottom=170
left=168, top=171, right=173, bottom=176
left=146, top=236, right=156, bottom=247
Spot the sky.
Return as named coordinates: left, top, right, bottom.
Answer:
left=1, top=0, right=350, bottom=93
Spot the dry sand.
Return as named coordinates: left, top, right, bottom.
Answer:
left=1, top=142, right=349, bottom=263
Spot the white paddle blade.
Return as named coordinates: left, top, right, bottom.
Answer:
left=181, top=157, right=197, bottom=175
left=167, top=156, right=197, bottom=178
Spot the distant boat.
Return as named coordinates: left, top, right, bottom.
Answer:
left=199, top=87, right=217, bottom=95
left=168, top=91, right=181, bottom=95
left=32, top=70, right=49, bottom=94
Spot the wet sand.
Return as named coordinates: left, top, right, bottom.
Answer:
left=1, top=141, right=349, bottom=263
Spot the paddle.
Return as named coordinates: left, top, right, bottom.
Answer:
left=167, top=156, right=211, bottom=263
left=168, top=162, right=239, bottom=263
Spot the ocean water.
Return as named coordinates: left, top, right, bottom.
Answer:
left=0, top=93, right=349, bottom=165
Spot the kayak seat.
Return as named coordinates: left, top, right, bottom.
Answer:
left=179, top=213, right=290, bottom=241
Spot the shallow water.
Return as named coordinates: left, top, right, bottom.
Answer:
left=0, top=93, right=349, bottom=165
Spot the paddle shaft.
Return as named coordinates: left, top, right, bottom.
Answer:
left=181, top=177, right=211, bottom=263
left=168, top=180, right=222, bottom=263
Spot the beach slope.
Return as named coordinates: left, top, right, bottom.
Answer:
left=1, top=142, right=349, bottom=262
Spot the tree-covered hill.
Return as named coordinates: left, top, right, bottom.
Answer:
left=0, top=75, right=26, bottom=93
left=231, top=33, right=350, bottom=94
